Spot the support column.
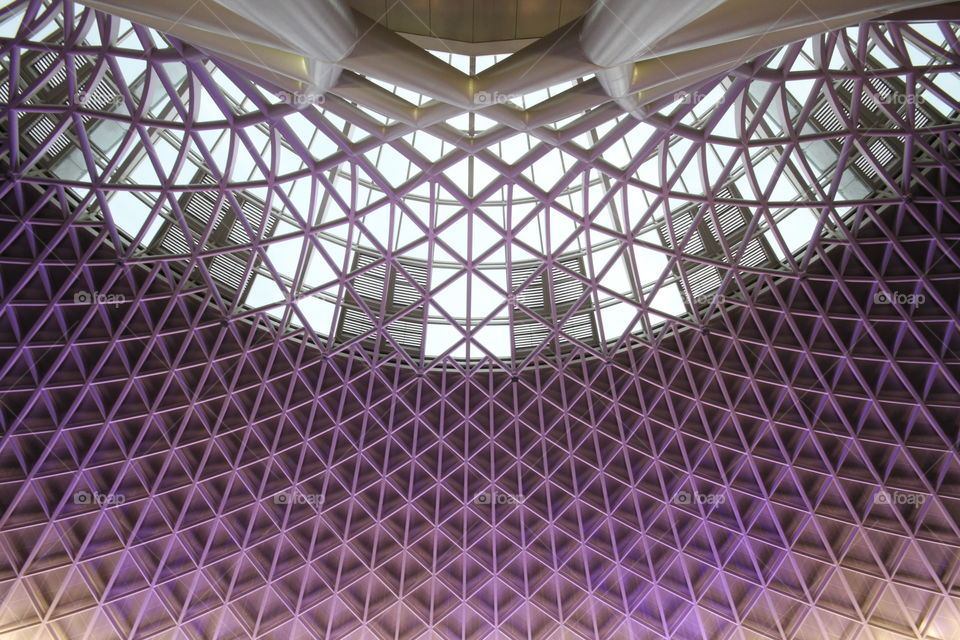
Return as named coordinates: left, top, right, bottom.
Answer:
left=580, top=0, right=951, bottom=117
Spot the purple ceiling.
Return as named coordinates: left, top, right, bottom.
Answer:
left=1, top=1, right=960, bottom=638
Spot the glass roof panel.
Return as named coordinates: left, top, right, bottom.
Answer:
left=2, top=2, right=957, bottom=363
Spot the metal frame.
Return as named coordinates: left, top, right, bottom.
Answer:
left=0, top=1, right=959, bottom=638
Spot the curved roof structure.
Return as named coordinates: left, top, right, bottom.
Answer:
left=0, top=1, right=959, bottom=638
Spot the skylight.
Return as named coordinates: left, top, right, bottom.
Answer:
left=3, top=1, right=957, bottom=362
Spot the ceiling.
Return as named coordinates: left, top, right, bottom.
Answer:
left=1, top=2, right=960, bottom=638
left=349, top=0, right=593, bottom=54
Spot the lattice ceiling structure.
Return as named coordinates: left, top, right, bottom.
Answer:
left=1, top=0, right=960, bottom=638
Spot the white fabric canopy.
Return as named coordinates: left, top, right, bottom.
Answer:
left=80, top=0, right=953, bottom=115
left=580, top=0, right=953, bottom=116
left=78, top=0, right=356, bottom=94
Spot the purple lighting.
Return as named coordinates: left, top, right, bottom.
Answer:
left=0, top=1, right=959, bottom=638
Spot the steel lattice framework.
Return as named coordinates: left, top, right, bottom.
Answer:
left=0, top=1, right=959, bottom=639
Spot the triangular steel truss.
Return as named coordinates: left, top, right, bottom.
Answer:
left=0, top=1, right=959, bottom=639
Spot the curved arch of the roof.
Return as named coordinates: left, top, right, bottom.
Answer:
left=2, top=1, right=959, bottom=369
